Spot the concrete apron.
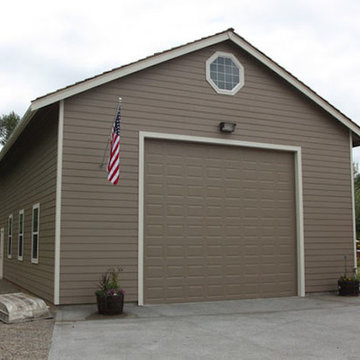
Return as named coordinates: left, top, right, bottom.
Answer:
left=50, top=295, right=360, bottom=360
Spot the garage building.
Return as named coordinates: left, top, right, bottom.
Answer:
left=0, top=29, right=359, bottom=305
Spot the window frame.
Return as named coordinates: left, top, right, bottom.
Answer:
left=7, top=214, right=13, bottom=259
left=18, top=209, right=24, bottom=261
left=206, top=51, right=245, bottom=95
left=31, top=203, right=40, bottom=264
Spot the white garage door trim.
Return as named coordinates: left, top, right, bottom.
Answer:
left=138, top=131, right=305, bottom=305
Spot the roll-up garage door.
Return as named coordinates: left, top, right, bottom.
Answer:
left=144, top=139, right=297, bottom=304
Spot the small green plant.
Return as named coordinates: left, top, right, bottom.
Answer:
left=339, top=274, right=359, bottom=281
left=339, top=255, right=359, bottom=281
left=96, top=267, right=125, bottom=296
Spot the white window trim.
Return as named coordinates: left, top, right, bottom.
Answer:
left=31, top=203, right=40, bottom=264
left=138, top=131, right=305, bottom=306
left=206, top=51, right=245, bottom=95
left=7, top=214, right=13, bottom=259
left=18, top=209, right=24, bottom=261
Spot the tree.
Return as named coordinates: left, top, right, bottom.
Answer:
left=0, top=111, right=20, bottom=146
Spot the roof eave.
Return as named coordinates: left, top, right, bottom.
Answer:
left=31, top=30, right=232, bottom=111
left=0, top=107, right=37, bottom=162
left=227, top=32, right=360, bottom=138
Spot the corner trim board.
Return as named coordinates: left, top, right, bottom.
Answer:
left=294, top=150, right=305, bottom=296
left=138, top=131, right=305, bottom=305
left=350, top=131, right=357, bottom=269
left=138, top=132, right=145, bottom=306
left=54, top=100, right=64, bottom=305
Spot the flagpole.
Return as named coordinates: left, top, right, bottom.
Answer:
left=99, top=97, right=122, bottom=169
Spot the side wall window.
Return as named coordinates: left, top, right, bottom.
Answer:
left=7, top=214, right=13, bottom=259
left=31, top=204, right=40, bottom=264
left=18, top=210, right=24, bottom=261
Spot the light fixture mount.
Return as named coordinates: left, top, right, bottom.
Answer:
left=219, top=122, right=236, bottom=133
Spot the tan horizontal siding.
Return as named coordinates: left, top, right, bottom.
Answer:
left=0, top=105, right=58, bottom=303
left=59, top=40, right=353, bottom=304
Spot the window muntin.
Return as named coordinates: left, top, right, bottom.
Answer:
left=18, top=210, right=24, bottom=261
left=210, top=56, right=240, bottom=91
left=31, top=204, right=40, bottom=264
left=206, top=52, right=244, bottom=95
left=7, top=214, right=13, bottom=259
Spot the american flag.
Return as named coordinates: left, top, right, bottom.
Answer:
left=107, top=105, right=121, bottom=185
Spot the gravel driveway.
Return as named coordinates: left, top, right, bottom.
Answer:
left=0, top=279, right=55, bottom=360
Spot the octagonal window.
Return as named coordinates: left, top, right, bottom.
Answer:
left=206, top=52, right=244, bottom=95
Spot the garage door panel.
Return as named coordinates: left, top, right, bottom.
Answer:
left=167, top=225, right=185, bottom=236
left=187, top=265, right=204, bottom=275
left=186, top=236, right=202, bottom=245
left=147, top=245, right=163, bottom=257
left=225, top=265, right=242, bottom=274
left=206, top=265, right=222, bottom=275
left=206, top=257, right=224, bottom=266
left=188, top=287, right=203, bottom=297
left=166, top=288, right=183, bottom=299
left=146, top=194, right=164, bottom=205
left=167, top=217, right=187, bottom=226
left=279, top=245, right=294, bottom=255
left=225, top=227, right=243, bottom=237
left=186, top=226, right=203, bottom=236
left=146, top=224, right=163, bottom=236
left=224, top=246, right=241, bottom=256
left=168, top=266, right=187, bottom=277
left=208, top=286, right=224, bottom=296
left=168, top=185, right=186, bottom=197
left=187, top=186, right=204, bottom=197
left=187, top=245, right=203, bottom=256
left=144, top=139, right=297, bottom=304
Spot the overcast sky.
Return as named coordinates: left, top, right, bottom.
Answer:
left=1, top=0, right=360, bottom=161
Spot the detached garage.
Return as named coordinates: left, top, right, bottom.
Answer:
left=0, top=29, right=359, bottom=305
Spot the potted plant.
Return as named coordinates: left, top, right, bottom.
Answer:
left=338, top=255, right=359, bottom=296
left=95, top=267, right=125, bottom=315
left=338, top=275, right=359, bottom=296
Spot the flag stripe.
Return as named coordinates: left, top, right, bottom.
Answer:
left=107, top=105, right=121, bottom=185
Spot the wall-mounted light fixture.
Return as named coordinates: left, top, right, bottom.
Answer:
left=219, top=122, right=236, bottom=133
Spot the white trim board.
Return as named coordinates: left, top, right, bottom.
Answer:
left=138, top=131, right=305, bottom=305
left=17, top=209, right=24, bottom=261
left=54, top=100, right=64, bottom=305
left=350, top=131, right=357, bottom=270
left=31, top=203, right=40, bottom=264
